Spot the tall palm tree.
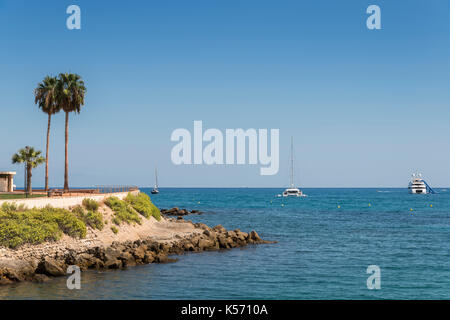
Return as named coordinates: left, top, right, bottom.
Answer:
left=12, top=146, right=45, bottom=195
left=57, top=73, right=86, bottom=191
left=34, top=76, right=60, bottom=191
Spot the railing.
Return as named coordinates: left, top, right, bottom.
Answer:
left=47, top=186, right=138, bottom=197
left=95, top=185, right=139, bottom=194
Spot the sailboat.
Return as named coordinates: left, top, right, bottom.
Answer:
left=151, top=168, right=159, bottom=194
left=282, top=137, right=306, bottom=197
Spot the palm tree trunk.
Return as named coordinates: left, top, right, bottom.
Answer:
left=45, top=114, right=51, bottom=191
left=27, top=164, right=32, bottom=195
left=64, top=111, right=69, bottom=191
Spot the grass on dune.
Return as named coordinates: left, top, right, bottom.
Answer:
left=0, top=203, right=86, bottom=249
left=125, top=192, right=161, bottom=221
left=104, top=196, right=142, bottom=226
left=105, top=193, right=161, bottom=225
left=72, top=198, right=104, bottom=230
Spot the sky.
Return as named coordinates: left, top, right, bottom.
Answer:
left=0, top=0, right=449, bottom=188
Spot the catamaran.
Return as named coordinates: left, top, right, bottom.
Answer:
left=151, top=168, right=159, bottom=194
left=281, top=137, right=306, bottom=197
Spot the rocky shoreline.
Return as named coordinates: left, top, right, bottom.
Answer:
left=161, top=207, right=204, bottom=216
left=0, top=219, right=274, bottom=285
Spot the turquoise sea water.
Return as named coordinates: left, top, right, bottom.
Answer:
left=1, top=188, right=449, bottom=299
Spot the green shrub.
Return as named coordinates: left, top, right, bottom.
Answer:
left=125, top=193, right=161, bottom=221
left=70, top=204, right=103, bottom=230
left=82, top=198, right=99, bottom=212
left=105, top=197, right=142, bottom=226
left=111, top=226, right=119, bottom=234
left=72, top=205, right=85, bottom=218
left=1, top=202, right=26, bottom=212
left=0, top=205, right=86, bottom=249
left=84, top=210, right=104, bottom=230
left=51, top=208, right=87, bottom=238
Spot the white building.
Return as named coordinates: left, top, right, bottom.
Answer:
left=0, top=172, right=16, bottom=192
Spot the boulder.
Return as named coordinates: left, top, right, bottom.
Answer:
left=164, top=207, right=179, bottom=215
left=88, top=246, right=105, bottom=259
left=0, top=268, right=23, bottom=283
left=226, top=230, right=237, bottom=239
left=227, top=238, right=237, bottom=248
left=73, top=253, right=96, bottom=270
left=217, top=235, right=229, bottom=249
left=103, top=247, right=123, bottom=269
left=169, top=243, right=184, bottom=255
left=198, top=238, right=215, bottom=250
left=159, top=243, right=171, bottom=254
left=213, top=225, right=226, bottom=233
left=118, top=251, right=136, bottom=267
left=0, top=259, right=36, bottom=282
left=145, top=241, right=159, bottom=253
left=104, top=259, right=122, bottom=269
left=88, top=258, right=105, bottom=270
left=162, top=207, right=204, bottom=216
left=203, top=229, right=217, bottom=239
left=181, top=240, right=195, bottom=251
left=103, top=247, right=121, bottom=262
left=143, top=252, right=155, bottom=263
left=36, top=257, right=66, bottom=277
left=32, top=274, right=51, bottom=283
left=235, top=230, right=248, bottom=242
left=249, top=230, right=262, bottom=242
left=131, top=245, right=147, bottom=261
left=196, top=223, right=211, bottom=231
left=154, top=253, right=177, bottom=263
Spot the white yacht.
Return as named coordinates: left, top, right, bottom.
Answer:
left=408, top=172, right=434, bottom=194
left=282, top=137, right=306, bottom=197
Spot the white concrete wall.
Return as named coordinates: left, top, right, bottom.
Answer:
left=0, top=191, right=139, bottom=209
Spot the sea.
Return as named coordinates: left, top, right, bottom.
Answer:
left=1, top=188, right=449, bottom=299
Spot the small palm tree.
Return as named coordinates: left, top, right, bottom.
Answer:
left=57, top=73, right=86, bottom=191
left=12, top=146, right=45, bottom=195
left=34, top=76, right=60, bottom=191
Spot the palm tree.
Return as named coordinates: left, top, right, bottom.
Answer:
left=34, top=76, right=60, bottom=191
left=12, top=146, right=45, bottom=195
left=57, top=73, right=86, bottom=191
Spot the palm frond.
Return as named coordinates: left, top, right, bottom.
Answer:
left=11, top=146, right=45, bottom=168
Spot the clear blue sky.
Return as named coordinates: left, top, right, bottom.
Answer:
left=0, top=0, right=449, bottom=188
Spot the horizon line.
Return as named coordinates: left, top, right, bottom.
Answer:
left=16, top=186, right=449, bottom=189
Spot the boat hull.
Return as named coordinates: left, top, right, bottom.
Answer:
left=282, top=188, right=306, bottom=197
left=409, top=188, right=427, bottom=194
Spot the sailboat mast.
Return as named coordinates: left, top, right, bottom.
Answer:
left=155, top=168, right=158, bottom=188
left=290, top=137, right=294, bottom=188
